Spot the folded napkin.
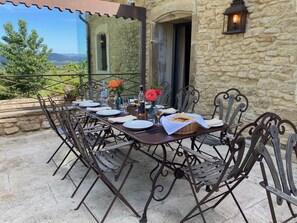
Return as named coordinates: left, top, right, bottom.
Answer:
left=160, top=108, right=177, bottom=114
left=108, top=115, right=137, bottom=123
left=86, top=106, right=111, bottom=112
left=204, top=118, right=224, bottom=128
left=161, top=113, right=208, bottom=135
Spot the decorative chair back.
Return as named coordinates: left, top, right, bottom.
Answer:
left=211, top=88, right=248, bottom=136
left=175, top=85, right=200, bottom=112
left=37, top=94, right=59, bottom=135
left=255, top=113, right=297, bottom=223
left=78, top=80, right=101, bottom=101
left=156, top=81, right=171, bottom=106
left=59, top=109, right=93, bottom=164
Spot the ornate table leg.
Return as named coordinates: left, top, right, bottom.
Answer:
left=139, top=144, right=167, bottom=223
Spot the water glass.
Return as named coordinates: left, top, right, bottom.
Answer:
left=122, top=98, right=129, bottom=114
left=154, top=107, right=162, bottom=126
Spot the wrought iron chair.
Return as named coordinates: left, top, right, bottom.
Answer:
left=175, top=85, right=200, bottom=113
left=256, top=113, right=297, bottom=223
left=37, top=93, right=82, bottom=176
left=42, top=95, right=106, bottom=177
left=78, top=80, right=101, bottom=101
left=179, top=112, right=280, bottom=223
left=195, top=88, right=249, bottom=160
left=61, top=109, right=140, bottom=222
left=156, top=81, right=171, bottom=106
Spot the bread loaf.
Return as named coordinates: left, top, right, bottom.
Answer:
left=169, top=113, right=195, bottom=123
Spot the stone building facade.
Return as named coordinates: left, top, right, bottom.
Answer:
left=87, top=15, right=140, bottom=97
left=127, top=0, right=297, bottom=124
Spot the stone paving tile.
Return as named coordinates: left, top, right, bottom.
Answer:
left=0, top=129, right=297, bottom=223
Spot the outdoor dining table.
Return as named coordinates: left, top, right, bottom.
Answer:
left=74, top=105, right=228, bottom=223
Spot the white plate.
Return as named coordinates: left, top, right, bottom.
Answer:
left=86, top=107, right=111, bottom=112
left=145, top=104, right=165, bottom=109
left=79, top=102, right=100, bottom=107
left=72, top=100, right=93, bottom=105
left=123, top=120, right=153, bottom=130
left=210, top=122, right=224, bottom=127
left=205, top=119, right=224, bottom=128
left=96, top=109, right=121, bottom=116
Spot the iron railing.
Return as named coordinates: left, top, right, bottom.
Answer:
left=0, top=73, right=140, bottom=113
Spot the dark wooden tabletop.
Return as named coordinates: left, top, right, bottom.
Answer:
left=75, top=106, right=228, bottom=145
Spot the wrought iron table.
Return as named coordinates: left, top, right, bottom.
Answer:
left=76, top=106, right=228, bottom=223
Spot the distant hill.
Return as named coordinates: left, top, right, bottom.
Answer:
left=0, top=53, right=87, bottom=66
left=48, top=53, right=87, bottom=65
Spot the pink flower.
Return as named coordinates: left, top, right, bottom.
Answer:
left=155, top=88, right=163, bottom=95
left=145, top=89, right=158, bottom=102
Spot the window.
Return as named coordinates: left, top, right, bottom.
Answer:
left=96, top=33, right=108, bottom=71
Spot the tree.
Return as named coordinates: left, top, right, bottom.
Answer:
left=0, top=19, right=53, bottom=97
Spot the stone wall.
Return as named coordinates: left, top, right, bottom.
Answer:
left=129, top=0, right=297, bottom=124
left=0, top=110, right=50, bottom=136
left=193, top=0, right=297, bottom=124
left=88, top=16, right=140, bottom=74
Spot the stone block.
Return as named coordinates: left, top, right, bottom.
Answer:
left=0, top=118, right=18, bottom=124
left=0, top=127, right=4, bottom=136
left=5, top=127, right=19, bottom=135
left=3, top=123, right=14, bottom=128
left=264, top=28, right=281, bottom=34
left=19, top=123, right=41, bottom=132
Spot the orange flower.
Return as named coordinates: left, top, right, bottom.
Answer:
left=108, top=79, right=124, bottom=94
left=108, top=80, right=119, bottom=89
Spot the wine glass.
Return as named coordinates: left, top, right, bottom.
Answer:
left=133, top=96, right=139, bottom=107
left=154, top=107, right=163, bottom=126
left=122, top=98, right=129, bottom=114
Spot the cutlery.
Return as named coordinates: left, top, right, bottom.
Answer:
left=134, top=128, right=156, bottom=134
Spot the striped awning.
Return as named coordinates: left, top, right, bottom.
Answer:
left=0, top=0, right=146, bottom=21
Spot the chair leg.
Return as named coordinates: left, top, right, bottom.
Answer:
left=75, top=176, right=99, bottom=210
left=52, top=149, right=72, bottom=176
left=181, top=172, right=206, bottom=223
left=226, top=184, right=248, bottom=223
left=260, top=161, right=277, bottom=223
left=211, top=181, right=248, bottom=223
left=46, top=140, right=65, bottom=163
left=71, top=167, right=92, bottom=198
left=61, top=157, right=80, bottom=180
left=287, top=202, right=297, bottom=221
left=101, top=164, right=140, bottom=223
left=180, top=199, right=206, bottom=223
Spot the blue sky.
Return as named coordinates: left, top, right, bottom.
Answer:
left=0, top=2, right=87, bottom=54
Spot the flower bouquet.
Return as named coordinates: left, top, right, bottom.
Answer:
left=145, top=83, right=163, bottom=123
left=108, top=79, right=124, bottom=109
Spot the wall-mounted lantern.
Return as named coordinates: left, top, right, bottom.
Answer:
left=222, top=0, right=248, bottom=34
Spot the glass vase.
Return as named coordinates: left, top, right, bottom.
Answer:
left=115, top=93, right=123, bottom=110
left=148, top=101, right=157, bottom=122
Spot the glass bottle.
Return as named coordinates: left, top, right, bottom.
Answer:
left=138, top=85, right=144, bottom=102
left=100, top=81, right=108, bottom=106
left=137, top=85, right=146, bottom=119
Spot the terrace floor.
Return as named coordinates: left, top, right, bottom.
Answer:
left=0, top=129, right=295, bottom=223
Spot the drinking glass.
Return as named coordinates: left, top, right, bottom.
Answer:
left=154, top=107, right=163, bottom=126
left=122, top=98, right=129, bottom=114
left=133, top=96, right=140, bottom=107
